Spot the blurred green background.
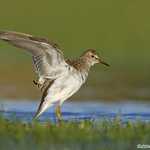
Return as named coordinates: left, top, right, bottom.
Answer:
left=0, top=0, right=149, bottom=101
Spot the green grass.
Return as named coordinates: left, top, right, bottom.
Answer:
left=0, top=116, right=150, bottom=150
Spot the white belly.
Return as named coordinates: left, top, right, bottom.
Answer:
left=44, top=73, right=82, bottom=105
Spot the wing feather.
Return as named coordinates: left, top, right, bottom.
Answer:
left=0, top=31, right=67, bottom=78
left=33, top=79, right=54, bottom=119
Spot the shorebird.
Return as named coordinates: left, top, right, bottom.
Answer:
left=0, top=31, right=109, bottom=121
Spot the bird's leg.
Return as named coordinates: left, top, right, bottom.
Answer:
left=55, top=105, right=62, bottom=121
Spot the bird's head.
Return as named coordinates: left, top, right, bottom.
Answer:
left=81, top=49, right=110, bottom=67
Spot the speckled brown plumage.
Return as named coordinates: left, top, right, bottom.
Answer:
left=0, top=30, right=109, bottom=120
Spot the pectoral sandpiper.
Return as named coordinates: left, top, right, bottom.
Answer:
left=0, top=31, right=109, bottom=121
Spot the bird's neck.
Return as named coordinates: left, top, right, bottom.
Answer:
left=73, top=58, right=92, bottom=73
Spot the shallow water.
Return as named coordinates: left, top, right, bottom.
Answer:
left=0, top=100, right=150, bottom=123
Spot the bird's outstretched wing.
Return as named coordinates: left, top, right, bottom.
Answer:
left=0, top=31, right=67, bottom=79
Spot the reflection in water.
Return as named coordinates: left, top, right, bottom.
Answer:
left=0, top=100, right=150, bottom=123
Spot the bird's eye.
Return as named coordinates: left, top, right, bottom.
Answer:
left=91, top=55, right=95, bottom=58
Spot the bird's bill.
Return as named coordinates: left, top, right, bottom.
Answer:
left=99, top=59, right=110, bottom=67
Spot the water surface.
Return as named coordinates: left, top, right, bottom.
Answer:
left=0, top=100, right=150, bottom=123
